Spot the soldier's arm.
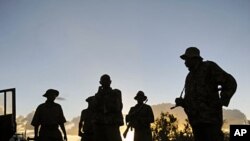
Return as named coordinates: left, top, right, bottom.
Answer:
left=78, top=111, right=84, bottom=136
left=210, top=62, right=237, bottom=106
left=125, top=107, right=135, bottom=123
left=219, top=73, right=237, bottom=106
left=34, top=125, right=39, bottom=139
left=58, top=105, right=68, bottom=140
left=31, top=105, right=41, bottom=139
left=114, top=89, right=123, bottom=111
left=148, top=106, right=154, bottom=123
left=60, top=123, right=67, bottom=141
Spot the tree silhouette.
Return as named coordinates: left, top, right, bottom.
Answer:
left=151, top=112, right=232, bottom=141
left=151, top=112, right=194, bottom=141
left=175, top=119, right=194, bottom=141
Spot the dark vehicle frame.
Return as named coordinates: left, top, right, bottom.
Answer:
left=0, top=88, right=17, bottom=141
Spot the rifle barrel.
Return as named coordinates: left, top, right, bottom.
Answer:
left=27, top=137, right=36, bottom=141
left=123, top=99, right=148, bottom=138
left=123, top=126, right=129, bottom=138
left=170, top=105, right=178, bottom=110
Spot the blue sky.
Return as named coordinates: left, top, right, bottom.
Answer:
left=0, top=0, right=250, bottom=120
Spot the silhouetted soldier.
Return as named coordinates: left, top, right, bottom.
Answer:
left=31, top=89, right=67, bottom=141
left=92, top=74, right=123, bottom=141
left=125, top=91, right=154, bottom=141
left=175, top=47, right=237, bottom=141
left=78, top=96, right=95, bottom=141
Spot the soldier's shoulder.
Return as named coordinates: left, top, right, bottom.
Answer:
left=36, top=103, right=45, bottom=110
left=144, top=104, right=152, bottom=109
left=203, top=60, right=219, bottom=67
left=53, top=102, right=62, bottom=107
left=112, top=89, right=122, bottom=95
left=81, top=109, right=88, bottom=113
left=129, top=106, right=137, bottom=112
left=81, top=109, right=89, bottom=116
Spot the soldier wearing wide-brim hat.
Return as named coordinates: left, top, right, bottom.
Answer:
left=43, top=89, right=59, bottom=97
left=180, top=47, right=203, bottom=60
left=175, top=47, right=237, bottom=141
left=126, top=91, right=154, bottom=141
left=31, top=89, right=67, bottom=141
left=79, top=96, right=95, bottom=141
left=134, top=91, right=147, bottom=101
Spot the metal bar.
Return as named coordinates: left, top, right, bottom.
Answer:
left=12, top=88, right=16, bottom=132
left=4, top=91, right=6, bottom=115
left=0, top=88, right=15, bottom=93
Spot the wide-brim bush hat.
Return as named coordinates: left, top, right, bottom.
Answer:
left=134, top=91, right=147, bottom=101
left=43, top=89, right=59, bottom=97
left=180, top=47, right=203, bottom=60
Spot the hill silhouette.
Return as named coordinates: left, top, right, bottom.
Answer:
left=16, top=103, right=248, bottom=136
left=151, top=103, right=248, bottom=131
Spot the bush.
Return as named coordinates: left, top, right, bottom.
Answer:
left=151, top=112, right=231, bottom=141
left=151, top=112, right=194, bottom=141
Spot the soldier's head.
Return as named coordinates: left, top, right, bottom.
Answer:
left=134, top=91, right=147, bottom=104
left=180, top=47, right=203, bottom=71
left=43, top=89, right=59, bottom=102
left=86, top=96, right=95, bottom=108
left=100, top=74, right=112, bottom=88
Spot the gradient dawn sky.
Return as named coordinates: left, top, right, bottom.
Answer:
left=0, top=0, right=250, bottom=121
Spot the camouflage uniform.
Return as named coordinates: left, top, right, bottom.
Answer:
left=177, top=47, right=237, bottom=141
left=93, top=87, right=123, bottom=141
left=183, top=61, right=237, bottom=141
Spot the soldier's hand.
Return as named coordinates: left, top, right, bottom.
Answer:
left=34, top=135, right=39, bottom=141
left=126, top=114, right=136, bottom=122
left=175, top=98, right=184, bottom=107
left=78, top=131, right=83, bottom=137
left=220, top=91, right=232, bottom=107
left=64, top=135, right=68, bottom=141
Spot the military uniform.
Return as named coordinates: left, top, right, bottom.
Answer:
left=31, top=101, right=66, bottom=141
left=79, top=96, right=95, bottom=141
left=31, top=89, right=67, bottom=141
left=79, top=107, right=94, bottom=141
left=126, top=91, right=154, bottom=141
left=93, top=87, right=123, bottom=141
left=126, top=104, right=154, bottom=141
left=184, top=61, right=237, bottom=125
left=178, top=47, right=237, bottom=141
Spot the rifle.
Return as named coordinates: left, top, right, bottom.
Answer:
left=27, top=137, right=37, bottom=141
left=171, top=87, right=185, bottom=110
left=171, top=86, right=223, bottom=109
left=123, top=99, right=148, bottom=138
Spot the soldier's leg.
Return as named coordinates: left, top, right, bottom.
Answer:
left=82, top=133, right=94, bottom=141
left=205, top=124, right=224, bottom=141
left=106, top=125, right=122, bottom=141
left=192, top=125, right=205, bottom=141
left=192, top=123, right=223, bottom=141
left=134, top=128, right=152, bottom=141
left=93, top=125, right=107, bottom=141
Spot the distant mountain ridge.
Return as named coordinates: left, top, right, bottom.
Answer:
left=151, top=103, right=249, bottom=131
left=16, top=103, right=248, bottom=136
